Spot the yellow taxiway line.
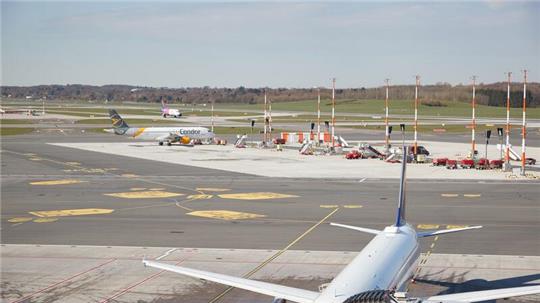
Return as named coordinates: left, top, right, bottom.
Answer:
left=207, top=207, right=339, bottom=303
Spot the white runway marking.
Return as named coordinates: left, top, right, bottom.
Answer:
left=156, top=248, right=178, bottom=260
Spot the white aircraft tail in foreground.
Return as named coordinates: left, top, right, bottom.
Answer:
left=143, top=147, right=540, bottom=302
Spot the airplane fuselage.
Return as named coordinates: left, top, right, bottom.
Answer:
left=316, top=224, right=420, bottom=303
left=119, top=126, right=214, bottom=141
left=162, top=108, right=181, bottom=117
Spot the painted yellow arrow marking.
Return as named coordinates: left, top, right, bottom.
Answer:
left=8, top=217, right=33, bottom=223
left=30, top=208, right=114, bottom=218
left=417, top=224, right=440, bottom=230
left=446, top=224, right=469, bottom=229
left=30, top=179, right=87, bottom=186
left=187, top=194, right=214, bottom=200
left=130, top=187, right=147, bottom=191
left=218, top=192, right=298, bottom=200
left=33, top=218, right=59, bottom=223
left=196, top=188, right=231, bottom=192
left=105, top=191, right=184, bottom=199
left=187, top=210, right=265, bottom=220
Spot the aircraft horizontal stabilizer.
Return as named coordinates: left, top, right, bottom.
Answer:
left=417, top=225, right=482, bottom=238
left=330, top=223, right=381, bottom=235
left=423, top=285, right=540, bottom=302
left=143, top=260, right=319, bottom=303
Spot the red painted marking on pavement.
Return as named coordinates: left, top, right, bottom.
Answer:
left=11, top=258, right=116, bottom=303
left=99, top=258, right=189, bottom=303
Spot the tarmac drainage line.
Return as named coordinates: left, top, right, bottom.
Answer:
left=10, top=258, right=116, bottom=303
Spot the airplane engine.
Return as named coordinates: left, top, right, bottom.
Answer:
left=272, top=298, right=286, bottom=303
left=343, top=290, right=393, bottom=303
left=180, top=136, right=191, bottom=144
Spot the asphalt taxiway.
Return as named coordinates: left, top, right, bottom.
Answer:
left=1, top=133, right=539, bottom=302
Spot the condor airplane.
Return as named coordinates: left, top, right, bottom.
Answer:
left=143, top=147, right=540, bottom=303
left=106, top=109, right=213, bottom=146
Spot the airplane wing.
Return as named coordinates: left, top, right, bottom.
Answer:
left=330, top=223, right=381, bottom=235
left=156, top=133, right=180, bottom=142
left=416, top=225, right=482, bottom=238
left=423, top=285, right=540, bottom=302
left=143, top=260, right=320, bottom=303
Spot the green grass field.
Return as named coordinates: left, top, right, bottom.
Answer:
left=75, top=118, right=190, bottom=125
left=230, top=115, right=393, bottom=124
left=0, top=127, right=34, bottom=136
left=220, top=99, right=540, bottom=119
left=183, top=110, right=251, bottom=117
left=0, top=119, right=36, bottom=125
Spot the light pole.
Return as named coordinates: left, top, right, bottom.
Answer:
left=504, top=72, right=512, bottom=171
left=331, top=78, right=336, bottom=148
left=413, top=75, right=420, bottom=156
left=316, top=87, right=321, bottom=145
left=471, top=76, right=478, bottom=158
left=263, top=89, right=267, bottom=143
left=211, top=99, right=215, bottom=133
left=384, top=79, right=390, bottom=153
left=520, top=70, right=528, bottom=176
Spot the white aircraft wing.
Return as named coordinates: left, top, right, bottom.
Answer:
left=143, top=260, right=320, bottom=303
left=330, top=223, right=381, bottom=235
left=416, top=225, right=482, bottom=238
left=423, top=285, right=540, bottom=302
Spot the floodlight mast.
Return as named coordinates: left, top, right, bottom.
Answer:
left=385, top=79, right=390, bottom=152
left=471, top=75, right=478, bottom=157
left=331, top=78, right=336, bottom=148
left=521, top=69, right=528, bottom=176
left=413, top=75, right=420, bottom=156
left=211, top=99, right=215, bottom=133
left=263, top=89, right=268, bottom=143
left=315, top=86, right=321, bottom=145
left=505, top=72, right=512, bottom=166
left=269, top=95, right=272, bottom=141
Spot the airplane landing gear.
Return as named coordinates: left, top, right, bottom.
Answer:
left=159, top=141, right=164, bottom=146
left=167, top=141, right=172, bottom=146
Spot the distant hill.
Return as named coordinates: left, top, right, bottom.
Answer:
left=2, top=82, right=539, bottom=107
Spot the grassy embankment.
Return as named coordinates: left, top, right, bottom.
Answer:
left=0, top=119, right=36, bottom=136
left=220, top=99, right=540, bottom=119
left=0, top=127, right=34, bottom=136
left=1, top=119, right=37, bottom=124
left=75, top=118, right=189, bottom=125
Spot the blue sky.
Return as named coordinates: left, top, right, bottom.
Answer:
left=1, top=1, right=539, bottom=88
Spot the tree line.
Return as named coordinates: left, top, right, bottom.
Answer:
left=1, top=82, right=538, bottom=107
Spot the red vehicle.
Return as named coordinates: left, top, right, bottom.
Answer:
left=346, top=150, right=362, bottom=159
left=433, top=158, right=448, bottom=166
left=460, top=159, right=475, bottom=169
left=490, top=160, right=503, bottom=169
left=446, top=159, right=458, bottom=169
left=273, top=138, right=286, bottom=145
left=476, top=158, right=490, bottom=170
